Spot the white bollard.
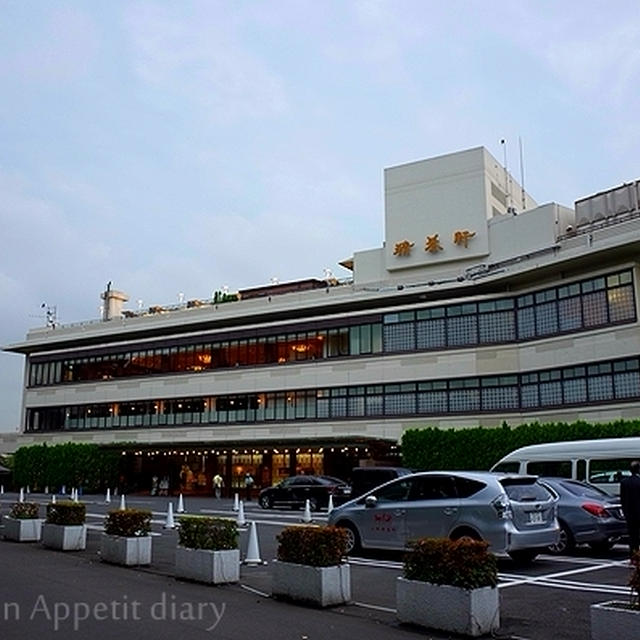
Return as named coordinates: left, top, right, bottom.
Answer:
left=236, top=500, right=247, bottom=527
left=26, top=486, right=30, bottom=494
left=302, top=498, right=312, bottom=523
left=44, top=486, right=49, bottom=495
left=19, top=488, right=24, bottom=503
left=243, top=521, right=264, bottom=565
left=327, top=494, right=334, bottom=513
left=120, top=494, right=126, bottom=511
left=51, top=494, right=56, bottom=504
left=164, top=502, right=175, bottom=529
left=0, top=485, right=4, bottom=494
left=61, top=485, right=66, bottom=496
left=177, top=493, right=185, bottom=514
left=233, top=492, right=239, bottom=512
left=105, top=488, right=111, bottom=504
left=73, top=488, right=79, bottom=503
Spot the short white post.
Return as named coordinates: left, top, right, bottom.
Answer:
left=328, top=494, right=334, bottom=513
left=73, top=488, right=79, bottom=503
left=105, top=488, right=111, bottom=504
left=119, top=494, right=126, bottom=510
left=243, top=521, right=264, bottom=565
left=19, top=488, right=24, bottom=503
left=237, top=500, right=247, bottom=527
left=44, top=485, right=49, bottom=495
left=0, top=485, right=4, bottom=494
left=233, top=492, right=239, bottom=512
left=164, top=502, right=175, bottom=529
left=51, top=494, right=56, bottom=504
left=177, top=493, right=185, bottom=513
left=302, top=499, right=312, bottom=523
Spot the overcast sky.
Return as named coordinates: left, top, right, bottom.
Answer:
left=1, top=1, right=639, bottom=432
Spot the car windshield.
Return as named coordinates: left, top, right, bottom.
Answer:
left=500, top=478, right=552, bottom=501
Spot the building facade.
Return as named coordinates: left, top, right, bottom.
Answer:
left=4, top=147, right=640, bottom=493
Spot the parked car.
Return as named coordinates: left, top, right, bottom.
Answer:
left=327, top=471, right=559, bottom=563
left=349, top=466, right=412, bottom=499
left=537, top=477, right=627, bottom=554
left=258, top=475, right=351, bottom=511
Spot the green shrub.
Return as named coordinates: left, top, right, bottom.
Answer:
left=177, top=516, right=237, bottom=550
left=8, top=502, right=40, bottom=519
left=45, top=501, right=86, bottom=526
left=104, top=509, right=151, bottom=537
left=276, top=525, right=348, bottom=567
left=403, top=537, right=498, bottom=590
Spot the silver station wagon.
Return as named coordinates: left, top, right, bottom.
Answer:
left=327, top=471, right=559, bottom=562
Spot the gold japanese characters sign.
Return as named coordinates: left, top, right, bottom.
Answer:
left=393, top=229, right=476, bottom=257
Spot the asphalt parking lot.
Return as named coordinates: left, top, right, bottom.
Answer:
left=0, top=492, right=634, bottom=639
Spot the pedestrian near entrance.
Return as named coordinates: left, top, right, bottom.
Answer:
left=213, top=473, right=224, bottom=499
left=620, top=460, right=640, bottom=555
left=244, top=472, right=254, bottom=501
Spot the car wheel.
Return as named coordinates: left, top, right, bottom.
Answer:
left=588, top=539, right=615, bottom=553
left=338, top=522, right=361, bottom=555
left=259, top=494, right=272, bottom=509
left=508, top=549, right=539, bottom=565
left=450, top=528, right=481, bottom=542
left=548, top=522, right=575, bottom=555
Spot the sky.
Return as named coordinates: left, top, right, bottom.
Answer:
left=1, top=0, right=640, bottom=432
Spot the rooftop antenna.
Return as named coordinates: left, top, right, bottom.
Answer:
left=519, top=136, right=526, bottom=211
left=40, top=303, right=57, bottom=328
left=500, top=139, right=513, bottom=212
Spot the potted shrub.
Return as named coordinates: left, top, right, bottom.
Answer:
left=42, top=501, right=87, bottom=551
left=3, top=502, right=42, bottom=542
left=100, top=508, right=152, bottom=566
left=175, top=516, right=239, bottom=584
left=397, top=537, right=499, bottom=637
left=272, top=525, right=351, bottom=607
left=591, top=550, right=640, bottom=640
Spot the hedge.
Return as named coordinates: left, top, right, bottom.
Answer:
left=401, top=418, right=640, bottom=471
left=12, top=443, right=120, bottom=493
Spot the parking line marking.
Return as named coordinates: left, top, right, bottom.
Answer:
left=352, top=601, right=396, bottom=613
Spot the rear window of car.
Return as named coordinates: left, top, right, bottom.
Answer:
left=454, top=477, right=486, bottom=498
left=500, top=479, right=552, bottom=501
left=560, top=480, right=611, bottom=499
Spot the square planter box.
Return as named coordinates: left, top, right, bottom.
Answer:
left=100, top=534, right=152, bottom=566
left=591, top=600, right=640, bottom=640
left=42, top=523, right=87, bottom=551
left=3, top=517, right=42, bottom=542
left=175, top=547, right=240, bottom=584
left=272, top=560, right=351, bottom=607
left=396, top=577, right=500, bottom=637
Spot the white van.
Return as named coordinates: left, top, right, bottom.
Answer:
left=490, top=437, right=640, bottom=495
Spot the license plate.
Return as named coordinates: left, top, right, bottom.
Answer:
left=529, top=511, right=543, bottom=524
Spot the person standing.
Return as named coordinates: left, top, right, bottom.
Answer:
left=620, top=460, right=640, bottom=555
left=212, top=473, right=224, bottom=499
left=244, top=472, right=254, bottom=501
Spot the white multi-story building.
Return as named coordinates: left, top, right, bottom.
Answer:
left=3, top=146, right=640, bottom=493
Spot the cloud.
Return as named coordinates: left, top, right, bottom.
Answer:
left=123, top=3, right=288, bottom=122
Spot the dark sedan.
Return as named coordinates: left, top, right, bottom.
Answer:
left=258, top=475, right=351, bottom=511
left=538, top=477, right=627, bottom=554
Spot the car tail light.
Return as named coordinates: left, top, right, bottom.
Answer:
left=581, top=502, right=610, bottom=518
left=492, top=495, right=513, bottom=520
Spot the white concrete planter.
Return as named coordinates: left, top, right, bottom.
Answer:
left=175, top=547, right=240, bottom=584
left=3, top=517, right=42, bottom=542
left=42, top=523, right=87, bottom=551
left=272, top=560, right=351, bottom=607
left=100, top=534, right=152, bottom=566
left=396, top=577, right=500, bottom=637
left=591, top=600, right=640, bottom=640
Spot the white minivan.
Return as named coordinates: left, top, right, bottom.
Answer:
left=491, top=437, right=640, bottom=495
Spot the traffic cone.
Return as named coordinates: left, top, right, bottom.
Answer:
left=26, top=486, right=30, bottom=495
left=302, top=499, right=312, bottom=523
left=73, top=489, right=79, bottom=503
left=164, top=502, right=175, bottom=529
left=51, top=494, right=56, bottom=504
left=44, top=486, right=49, bottom=495
left=237, top=500, right=247, bottom=527
left=328, top=494, right=334, bottom=513
left=120, top=494, right=126, bottom=510
left=243, top=521, right=264, bottom=565
left=233, top=492, right=239, bottom=512
left=61, top=485, right=66, bottom=496
left=19, top=488, right=24, bottom=503
left=177, top=493, right=185, bottom=513
left=0, top=485, right=3, bottom=495
left=105, top=488, right=111, bottom=504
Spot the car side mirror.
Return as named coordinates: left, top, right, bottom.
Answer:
left=365, top=495, right=378, bottom=508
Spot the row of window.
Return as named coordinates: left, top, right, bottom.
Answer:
left=25, top=356, right=640, bottom=432
left=27, top=269, right=636, bottom=388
